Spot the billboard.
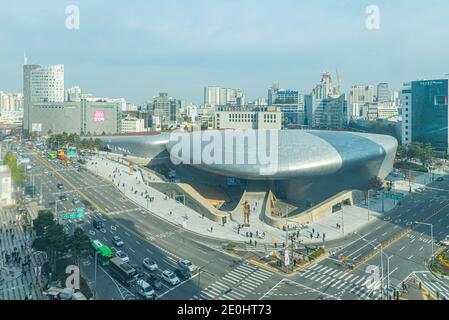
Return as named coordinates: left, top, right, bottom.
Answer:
left=93, top=111, right=105, bottom=122
left=31, top=123, right=42, bottom=132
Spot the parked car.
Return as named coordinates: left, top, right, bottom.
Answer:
left=131, top=264, right=145, bottom=279
left=161, top=270, right=180, bottom=286
left=143, top=258, right=158, bottom=271
left=72, top=198, right=80, bottom=205
left=437, top=177, right=444, bottom=182
left=115, top=251, right=129, bottom=263
left=112, top=236, right=124, bottom=247
left=147, top=274, right=163, bottom=290
left=57, top=183, right=64, bottom=190
left=174, top=268, right=191, bottom=281
left=59, top=193, right=68, bottom=201
left=178, top=259, right=197, bottom=272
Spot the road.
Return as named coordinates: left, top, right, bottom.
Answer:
left=260, top=175, right=449, bottom=300
left=25, top=148, right=449, bottom=300
left=27, top=151, right=279, bottom=300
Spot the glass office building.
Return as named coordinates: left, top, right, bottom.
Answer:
left=403, top=79, right=449, bottom=157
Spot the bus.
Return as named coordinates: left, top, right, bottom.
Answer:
left=109, top=257, right=137, bottom=286
left=47, top=152, right=57, bottom=159
left=91, top=240, right=113, bottom=266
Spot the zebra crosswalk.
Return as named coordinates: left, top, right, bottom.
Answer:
left=299, top=264, right=382, bottom=300
left=419, top=273, right=449, bottom=300
left=0, top=207, right=44, bottom=300
left=191, top=263, right=274, bottom=300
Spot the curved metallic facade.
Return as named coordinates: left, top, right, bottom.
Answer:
left=99, top=130, right=398, bottom=207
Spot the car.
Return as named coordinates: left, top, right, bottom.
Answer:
left=437, top=177, right=444, bottom=182
left=174, top=268, right=191, bottom=281
left=178, top=259, right=197, bottom=272
left=48, top=200, right=56, bottom=206
left=143, top=258, right=158, bottom=271
left=92, top=219, right=104, bottom=230
left=161, top=270, right=180, bottom=286
left=59, top=193, right=68, bottom=201
left=72, top=198, right=81, bottom=205
left=115, top=250, right=129, bottom=263
left=112, top=236, right=124, bottom=247
left=146, top=274, right=162, bottom=290
left=130, top=264, right=145, bottom=279
left=57, top=183, right=64, bottom=190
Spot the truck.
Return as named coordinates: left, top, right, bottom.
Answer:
left=108, top=257, right=137, bottom=286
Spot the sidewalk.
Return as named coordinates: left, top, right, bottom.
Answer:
left=0, top=207, right=45, bottom=300
left=86, top=155, right=445, bottom=248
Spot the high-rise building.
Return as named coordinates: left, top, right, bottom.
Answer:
left=23, top=64, right=64, bottom=133
left=0, top=92, right=23, bottom=112
left=377, top=83, right=391, bottom=102
left=204, top=86, right=245, bottom=108
left=268, top=84, right=305, bottom=125
left=307, top=72, right=347, bottom=127
left=349, top=85, right=375, bottom=106
left=151, top=93, right=178, bottom=124
left=401, top=79, right=449, bottom=157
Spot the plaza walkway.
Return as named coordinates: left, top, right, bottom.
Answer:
left=87, top=153, right=444, bottom=249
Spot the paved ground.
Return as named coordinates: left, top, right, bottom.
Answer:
left=0, top=207, right=44, bottom=300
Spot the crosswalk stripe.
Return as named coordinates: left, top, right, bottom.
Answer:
left=327, top=269, right=339, bottom=276
left=331, top=280, right=343, bottom=288
left=227, top=290, right=246, bottom=299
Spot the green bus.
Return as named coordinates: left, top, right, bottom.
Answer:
left=91, top=240, right=113, bottom=266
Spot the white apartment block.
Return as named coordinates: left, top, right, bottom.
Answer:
left=121, top=116, right=145, bottom=133
left=215, top=107, right=282, bottom=130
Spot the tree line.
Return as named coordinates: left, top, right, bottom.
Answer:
left=4, top=151, right=25, bottom=186
left=46, top=132, right=102, bottom=151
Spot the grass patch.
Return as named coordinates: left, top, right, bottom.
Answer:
left=309, top=248, right=326, bottom=261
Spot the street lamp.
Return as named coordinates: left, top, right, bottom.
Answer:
left=415, top=221, right=434, bottom=263
left=367, top=190, right=373, bottom=221
left=197, top=261, right=215, bottom=298
left=54, top=199, right=62, bottom=224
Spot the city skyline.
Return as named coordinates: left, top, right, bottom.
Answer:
left=2, top=1, right=449, bottom=104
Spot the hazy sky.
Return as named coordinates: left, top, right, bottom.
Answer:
left=1, top=0, right=449, bottom=104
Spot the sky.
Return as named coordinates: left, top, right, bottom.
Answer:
left=1, top=0, right=449, bottom=105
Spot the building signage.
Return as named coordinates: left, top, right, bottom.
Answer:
left=93, top=111, right=105, bottom=122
